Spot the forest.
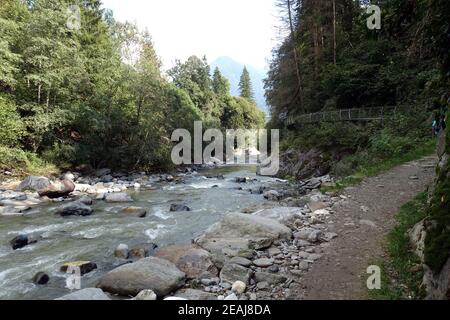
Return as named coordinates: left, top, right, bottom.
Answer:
left=266, top=0, right=449, bottom=178
left=0, top=0, right=265, bottom=175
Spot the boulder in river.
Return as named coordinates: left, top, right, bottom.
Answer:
left=170, top=203, right=191, bottom=212
left=195, top=213, right=291, bottom=267
left=97, top=257, right=186, bottom=297
left=78, top=195, right=93, bottom=206
left=38, top=178, right=75, bottom=199
left=56, top=288, right=110, bottom=300
left=17, top=176, right=50, bottom=192
left=114, top=244, right=129, bottom=259
left=129, top=243, right=158, bottom=259
left=10, top=234, right=37, bottom=250
left=104, top=193, right=134, bottom=203
left=56, top=201, right=93, bottom=217
left=263, top=190, right=282, bottom=201
left=60, top=261, right=97, bottom=275
left=121, top=207, right=147, bottom=218
left=155, top=245, right=218, bottom=279
left=33, top=272, right=50, bottom=285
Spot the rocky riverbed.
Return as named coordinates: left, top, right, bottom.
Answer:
left=0, top=166, right=342, bottom=300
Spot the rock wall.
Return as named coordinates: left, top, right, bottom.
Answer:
left=277, top=149, right=336, bottom=180
left=411, top=119, right=450, bottom=300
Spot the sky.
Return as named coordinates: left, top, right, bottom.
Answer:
left=101, top=0, right=280, bottom=71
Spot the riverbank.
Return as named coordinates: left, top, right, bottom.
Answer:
left=0, top=165, right=339, bottom=300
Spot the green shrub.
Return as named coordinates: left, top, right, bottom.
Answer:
left=0, top=145, right=29, bottom=170
left=0, top=95, right=25, bottom=147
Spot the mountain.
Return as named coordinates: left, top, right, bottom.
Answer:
left=210, top=56, right=268, bottom=114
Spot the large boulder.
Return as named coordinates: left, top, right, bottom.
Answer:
left=155, top=245, right=218, bottom=279
left=37, top=179, right=75, bottom=199
left=97, top=257, right=185, bottom=297
left=195, top=213, right=291, bottom=267
left=17, top=176, right=50, bottom=192
left=56, top=202, right=93, bottom=217
left=55, top=288, right=110, bottom=300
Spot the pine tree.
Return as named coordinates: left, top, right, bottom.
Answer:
left=212, top=67, right=230, bottom=96
left=238, top=67, right=254, bottom=102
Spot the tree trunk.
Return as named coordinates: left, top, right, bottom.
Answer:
left=333, top=0, right=337, bottom=65
left=287, top=0, right=304, bottom=109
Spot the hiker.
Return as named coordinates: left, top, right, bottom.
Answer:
left=432, top=113, right=440, bottom=137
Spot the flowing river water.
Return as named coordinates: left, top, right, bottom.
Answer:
left=0, top=166, right=286, bottom=300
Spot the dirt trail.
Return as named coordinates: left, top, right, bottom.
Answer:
left=291, top=155, right=438, bottom=300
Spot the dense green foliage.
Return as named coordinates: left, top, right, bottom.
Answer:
left=266, top=0, right=448, bottom=175
left=0, top=0, right=264, bottom=174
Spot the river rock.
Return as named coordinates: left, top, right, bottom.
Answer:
left=95, top=168, right=111, bottom=177
left=78, top=195, right=93, bottom=205
left=294, top=227, right=323, bottom=243
left=232, top=281, right=247, bottom=294
left=97, top=257, right=186, bottom=297
left=133, top=289, right=157, bottom=301
left=129, top=243, right=158, bottom=259
left=100, top=175, right=114, bottom=183
left=263, top=190, right=282, bottom=201
left=253, top=207, right=303, bottom=226
left=224, top=293, right=238, bottom=300
left=235, top=177, right=250, bottom=183
left=56, top=288, right=110, bottom=300
left=121, top=207, right=147, bottom=218
left=56, top=201, right=93, bottom=217
left=229, top=257, right=252, bottom=267
left=220, top=263, right=252, bottom=284
left=61, top=261, right=97, bottom=275
left=114, top=244, right=129, bottom=259
left=170, top=204, right=191, bottom=212
left=308, top=201, right=328, bottom=212
left=253, top=258, right=274, bottom=268
left=254, top=272, right=287, bottom=285
left=155, top=245, right=218, bottom=279
left=175, top=289, right=217, bottom=300
left=17, top=176, right=50, bottom=192
left=10, top=234, right=36, bottom=250
left=195, top=213, right=291, bottom=267
left=38, top=178, right=75, bottom=198
left=33, top=272, right=50, bottom=285
left=105, top=193, right=134, bottom=203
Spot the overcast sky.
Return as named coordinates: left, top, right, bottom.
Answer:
left=101, top=0, right=280, bottom=70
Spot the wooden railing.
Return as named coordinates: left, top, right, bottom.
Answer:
left=285, top=106, right=398, bottom=126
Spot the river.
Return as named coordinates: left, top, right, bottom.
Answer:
left=0, top=166, right=286, bottom=300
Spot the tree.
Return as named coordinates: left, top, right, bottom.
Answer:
left=238, top=67, right=255, bottom=102
left=212, top=67, right=230, bottom=97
